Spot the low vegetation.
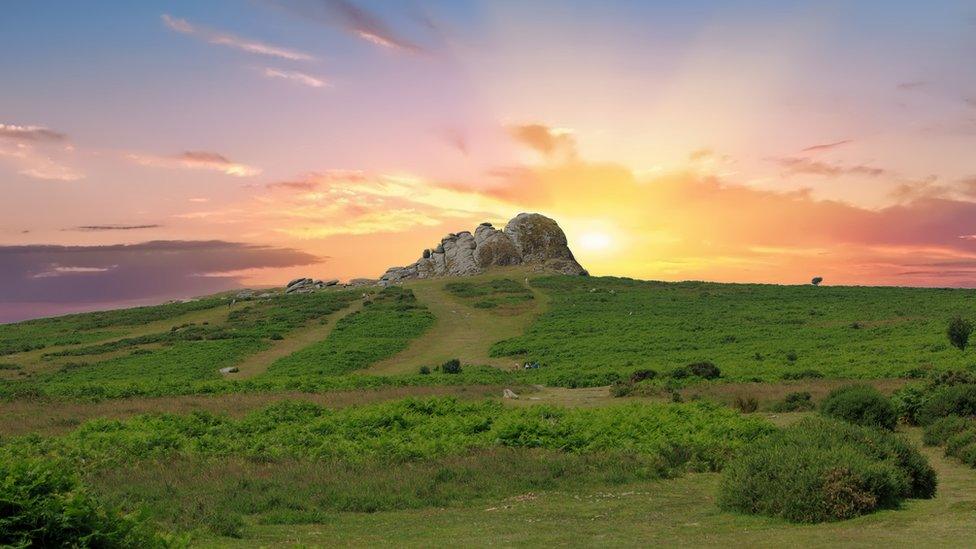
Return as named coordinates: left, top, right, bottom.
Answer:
left=265, top=287, right=434, bottom=378
left=819, top=384, right=897, bottom=430
left=444, top=278, right=534, bottom=311
left=719, top=417, right=936, bottom=523
left=490, top=276, right=976, bottom=383
left=0, top=454, right=177, bottom=547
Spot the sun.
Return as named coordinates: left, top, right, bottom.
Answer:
left=578, top=231, right=613, bottom=251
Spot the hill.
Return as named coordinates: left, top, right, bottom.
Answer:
left=3, top=225, right=976, bottom=545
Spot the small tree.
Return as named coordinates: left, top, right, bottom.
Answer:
left=811, top=276, right=823, bottom=286
left=947, top=317, right=973, bottom=351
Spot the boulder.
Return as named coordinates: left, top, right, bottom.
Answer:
left=503, top=388, right=519, bottom=399
left=219, top=367, right=239, bottom=374
left=379, top=213, right=586, bottom=283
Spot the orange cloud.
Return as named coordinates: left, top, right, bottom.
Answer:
left=508, top=124, right=577, bottom=159
left=128, top=150, right=260, bottom=177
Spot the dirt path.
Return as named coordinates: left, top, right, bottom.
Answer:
left=226, top=301, right=365, bottom=379
left=367, top=274, right=550, bottom=375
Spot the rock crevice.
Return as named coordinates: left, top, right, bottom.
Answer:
left=380, top=213, right=587, bottom=283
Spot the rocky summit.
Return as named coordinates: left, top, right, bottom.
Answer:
left=379, top=213, right=588, bottom=284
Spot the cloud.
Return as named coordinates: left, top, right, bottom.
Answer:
left=261, top=67, right=329, bottom=88
left=68, top=224, right=162, bottom=232
left=266, top=0, right=425, bottom=53
left=771, top=156, right=887, bottom=178
left=161, top=14, right=314, bottom=61
left=688, top=148, right=713, bottom=161
left=800, top=139, right=853, bottom=154
left=508, top=124, right=577, bottom=159
left=897, top=81, right=927, bottom=91
left=0, top=123, right=82, bottom=181
left=127, top=150, right=260, bottom=177
left=0, top=241, right=320, bottom=320
left=0, top=124, right=66, bottom=142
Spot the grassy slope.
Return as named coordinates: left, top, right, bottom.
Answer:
left=368, top=270, right=549, bottom=374
left=492, top=276, right=976, bottom=381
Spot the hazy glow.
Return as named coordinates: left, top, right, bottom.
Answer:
left=3, top=0, right=976, bottom=315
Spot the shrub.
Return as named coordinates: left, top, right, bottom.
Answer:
left=781, top=369, right=824, bottom=380
left=891, top=384, right=928, bottom=425
left=441, top=359, right=462, bottom=374
left=947, top=317, right=973, bottom=351
left=668, top=367, right=690, bottom=380
left=0, top=456, right=173, bottom=547
left=687, top=361, right=721, bottom=380
left=734, top=396, right=759, bottom=413
left=922, top=416, right=974, bottom=446
left=418, top=366, right=431, bottom=375
left=916, top=384, right=976, bottom=426
left=771, top=391, right=815, bottom=413
left=629, top=369, right=657, bottom=383
left=820, top=385, right=897, bottom=430
left=718, top=417, right=936, bottom=523
left=610, top=380, right=634, bottom=398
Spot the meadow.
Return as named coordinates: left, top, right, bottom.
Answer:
left=3, top=272, right=976, bottom=545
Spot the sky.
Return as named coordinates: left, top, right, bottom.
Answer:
left=2, top=0, right=976, bottom=321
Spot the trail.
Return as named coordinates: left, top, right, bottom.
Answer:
left=367, top=273, right=550, bottom=375
left=226, top=300, right=365, bottom=379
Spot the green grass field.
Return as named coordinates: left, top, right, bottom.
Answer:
left=3, top=270, right=976, bottom=546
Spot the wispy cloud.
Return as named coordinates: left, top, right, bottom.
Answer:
left=771, top=156, right=887, bottom=178
left=261, top=67, right=329, bottom=88
left=68, top=224, right=162, bottom=232
left=161, top=14, right=314, bottom=61
left=0, top=124, right=66, bottom=142
left=897, top=80, right=927, bottom=91
left=127, top=150, right=261, bottom=177
left=0, top=123, right=82, bottom=181
left=267, top=0, right=425, bottom=53
left=800, top=139, right=853, bottom=154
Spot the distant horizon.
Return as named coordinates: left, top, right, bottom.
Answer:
left=4, top=1, right=976, bottom=321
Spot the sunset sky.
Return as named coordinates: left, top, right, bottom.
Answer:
left=3, top=1, right=976, bottom=321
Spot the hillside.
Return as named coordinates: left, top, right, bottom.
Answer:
left=3, top=263, right=976, bottom=545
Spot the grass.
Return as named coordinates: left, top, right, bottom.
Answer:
left=444, top=278, right=535, bottom=311
left=264, top=286, right=435, bottom=378
left=192, top=428, right=976, bottom=548
left=490, top=276, right=976, bottom=383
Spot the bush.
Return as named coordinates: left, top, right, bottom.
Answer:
left=0, top=456, right=173, bottom=547
left=718, top=417, right=937, bottom=523
left=820, top=385, right=897, bottom=430
left=629, top=369, right=657, bottom=383
left=771, top=391, right=815, bottom=412
left=734, top=396, right=758, bottom=413
left=916, top=384, right=976, bottom=426
left=947, top=317, right=973, bottom=351
left=418, top=366, right=431, bottom=375
left=922, top=415, right=973, bottom=446
left=440, top=359, right=462, bottom=375
left=687, top=361, right=721, bottom=380
left=610, top=380, right=634, bottom=398
left=781, top=369, right=824, bottom=380
left=891, top=385, right=927, bottom=425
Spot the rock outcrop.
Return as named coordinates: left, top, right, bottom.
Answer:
left=285, top=278, right=338, bottom=294
left=380, top=213, right=587, bottom=284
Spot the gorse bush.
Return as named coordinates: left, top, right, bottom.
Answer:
left=687, top=362, right=721, bottom=380
left=947, top=317, right=973, bottom=351
left=0, top=455, right=175, bottom=547
left=629, top=369, right=657, bottom=383
left=770, top=391, right=815, bottom=412
left=916, top=384, right=976, bottom=426
left=820, top=385, right=897, bottom=430
left=441, top=359, right=462, bottom=374
left=719, top=417, right=936, bottom=523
